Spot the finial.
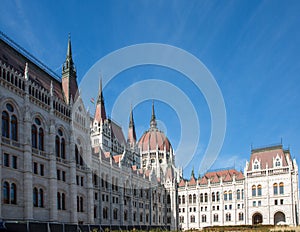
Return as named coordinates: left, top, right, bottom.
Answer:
left=50, top=81, right=53, bottom=96
left=24, top=62, right=29, bottom=80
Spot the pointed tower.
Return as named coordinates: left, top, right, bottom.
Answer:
left=62, top=34, right=78, bottom=104
left=127, top=105, right=137, bottom=146
left=150, top=101, right=157, bottom=129
left=94, top=78, right=107, bottom=124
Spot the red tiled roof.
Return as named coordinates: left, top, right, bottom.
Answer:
left=248, top=146, right=290, bottom=171
left=189, top=176, right=196, bottom=186
left=113, top=155, right=122, bottom=163
left=178, top=179, right=186, bottom=187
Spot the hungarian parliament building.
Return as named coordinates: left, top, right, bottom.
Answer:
left=0, top=33, right=299, bottom=231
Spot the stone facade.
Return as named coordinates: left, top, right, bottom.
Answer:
left=178, top=145, right=299, bottom=230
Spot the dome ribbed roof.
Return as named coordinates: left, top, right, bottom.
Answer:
left=138, top=128, right=172, bottom=152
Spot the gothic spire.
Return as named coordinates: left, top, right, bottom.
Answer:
left=62, top=33, right=78, bottom=105
left=150, top=100, right=157, bottom=128
left=127, top=105, right=137, bottom=146
left=94, top=76, right=106, bottom=123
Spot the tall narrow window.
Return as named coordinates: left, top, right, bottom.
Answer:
left=237, top=190, right=241, bottom=200
left=61, top=138, right=65, bottom=159
left=252, top=185, right=256, bottom=197
left=257, top=185, right=262, bottom=196
left=3, top=181, right=9, bottom=204
left=39, top=189, right=44, bottom=207
left=2, top=111, right=9, bottom=138
left=217, top=192, right=220, bottom=201
left=212, top=192, right=215, bottom=202
left=224, top=191, right=228, bottom=201
left=33, top=187, right=38, bottom=207
left=32, top=125, right=37, bottom=148
left=204, top=193, right=208, bottom=202
left=273, top=183, right=278, bottom=195
left=80, top=197, right=83, bottom=212
left=228, top=190, right=232, bottom=200
left=10, top=115, right=17, bottom=141
left=57, top=192, right=61, bottom=210
left=62, top=193, right=65, bottom=210
left=10, top=183, right=16, bottom=204
left=279, top=182, right=284, bottom=194
left=55, top=136, right=60, bottom=157
left=38, top=128, right=44, bottom=151
left=189, top=194, right=192, bottom=204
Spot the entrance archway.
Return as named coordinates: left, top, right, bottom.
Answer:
left=252, top=213, right=263, bottom=225
left=274, top=212, right=285, bottom=225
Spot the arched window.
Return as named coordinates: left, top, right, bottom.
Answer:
left=217, top=192, right=220, bottom=201
left=224, top=191, right=228, bottom=201
left=279, top=182, right=284, bottom=194
left=39, top=189, right=44, bottom=207
left=200, top=193, right=203, bottom=203
left=257, top=185, right=262, bottom=196
left=56, top=129, right=65, bottom=159
left=55, top=136, right=60, bottom=157
left=80, top=196, right=83, bottom=212
left=3, top=181, right=9, bottom=204
left=38, top=128, right=44, bottom=151
left=62, top=193, right=65, bottom=210
left=202, top=214, right=207, bottom=222
left=212, top=192, right=215, bottom=202
left=204, top=193, right=208, bottom=202
left=33, top=187, right=38, bottom=207
left=228, top=190, right=232, bottom=200
left=11, top=115, right=18, bottom=141
left=2, top=104, right=18, bottom=141
left=189, top=194, right=192, bottom=204
left=193, top=194, right=196, bottom=203
left=178, top=196, right=181, bottom=204
left=273, top=183, right=278, bottom=195
left=190, top=215, right=195, bottom=223
left=124, top=210, right=128, bottom=221
left=226, top=213, right=231, bottom=221
left=2, top=111, right=9, bottom=138
left=77, top=196, right=79, bottom=212
left=61, top=138, right=65, bottom=159
left=57, top=192, right=61, bottom=209
left=31, top=125, right=37, bottom=148
left=239, top=212, right=244, bottom=221
left=237, top=189, right=241, bottom=200
left=182, top=195, right=185, bottom=204
left=213, top=214, right=218, bottom=222
left=241, top=189, right=244, bottom=199
left=113, top=208, right=118, bottom=220
left=10, top=183, right=16, bottom=204
left=75, top=145, right=79, bottom=164
left=252, top=185, right=256, bottom=196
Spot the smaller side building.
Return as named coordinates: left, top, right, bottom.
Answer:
left=178, top=145, right=299, bottom=230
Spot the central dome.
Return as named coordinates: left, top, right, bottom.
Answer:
left=138, top=102, right=172, bottom=152
left=138, top=127, right=172, bottom=152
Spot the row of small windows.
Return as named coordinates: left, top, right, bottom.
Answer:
left=179, top=189, right=244, bottom=204
left=179, top=213, right=244, bottom=224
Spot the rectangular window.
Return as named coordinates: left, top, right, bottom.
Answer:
left=40, top=164, right=44, bottom=176
left=280, top=199, right=283, bottom=205
left=95, top=192, right=98, bottom=200
left=275, top=199, right=278, bottom=205
left=217, top=206, right=219, bottom=210
left=237, top=204, right=240, bottom=209
left=33, top=162, right=38, bottom=174
left=81, top=177, right=84, bottom=186
left=225, top=205, right=227, bottom=210
left=4, top=153, right=9, bottom=167
left=253, top=201, right=256, bottom=207
left=258, top=201, right=261, bottom=206
left=76, top=175, right=79, bottom=185
left=102, top=194, right=105, bottom=201
left=106, top=195, right=109, bottom=202
left=12, top=156, right=17, bottom=169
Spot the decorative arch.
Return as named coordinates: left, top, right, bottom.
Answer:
left=274, top=211, right=285, bottom=225
left=252, top=212, right=263, bottom=225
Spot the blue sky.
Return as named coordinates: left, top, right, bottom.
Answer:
left=1, top=0, right=300, bottom=178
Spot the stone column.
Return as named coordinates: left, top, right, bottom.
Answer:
left=48, top=119, right=58, bottom=221
left=23, top=105, right=33, bottom=220
left=69, top=131, right=77, bottom=223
